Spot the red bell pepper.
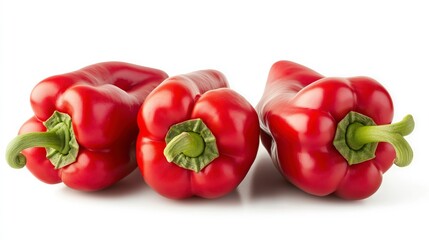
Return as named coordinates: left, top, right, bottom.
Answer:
left=136, top=70, right=260, bottom=199
left=6, top=62, right=168, bottom=191
left=257, top=60, right=414, bottom=200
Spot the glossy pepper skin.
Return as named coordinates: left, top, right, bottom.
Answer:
left=136, top=70, right=259, bottom=199
left=6, top=62, right=168, bottom=191
left=257, top=60, right=414, bottom=200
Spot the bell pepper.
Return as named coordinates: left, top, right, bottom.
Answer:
left=6, top=62, right=168, bottom=191
left=256, top=60, right=415, bottom=200
left=136, top=70, right=260, bottom=199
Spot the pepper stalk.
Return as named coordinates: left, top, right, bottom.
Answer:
left=334, top=111, right=414, bottom=167
left=6, top=111, right=79, bottom=169
left=163, top=118, right=219, bottom=172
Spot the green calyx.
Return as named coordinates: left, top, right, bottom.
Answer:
left=164, top=118, right=219, bottom=173
left=6, top=111, right=79, bottom=169
left=333, top=111, right=414, bottom=167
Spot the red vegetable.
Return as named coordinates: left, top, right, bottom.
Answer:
left=6, top=62, right=168, bottom=191
left=136, top=70, right=259, bottom=199
left=257, top=60, right=414, bottom=200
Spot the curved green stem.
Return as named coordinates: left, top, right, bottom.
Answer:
left=5, top=111, right=79, bottom=169
left=164, top=118, right=219, bottom=172
left=164, top=132, right=205, bottom=159
left=334, top=111, right=414, bottom=167
left=6, top=131, right=64, bottom=168
left=347, top=115, right=414, bottom=167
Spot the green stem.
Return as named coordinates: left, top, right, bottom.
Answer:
left=5, top=111, right=79, bottom=169
left=163, top=118, right=219, bottom=172
left=347, top=115, right=414, bottom=167
left=164, top=132, right=205, bottom=159
left=334, top=111, right=414, bottom=167
left=6, top=131, right=65, bottom=169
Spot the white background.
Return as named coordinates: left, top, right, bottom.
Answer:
left=1, top=0, right=428, bottom=239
